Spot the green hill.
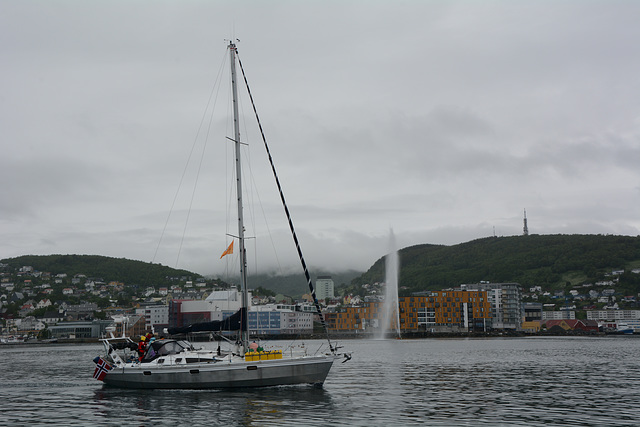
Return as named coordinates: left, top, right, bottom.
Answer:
left=351, top=234, right=640, bottom=295
left=1, top=254, right=203, bottom=286
left=5, top=234, right=640, bottom=299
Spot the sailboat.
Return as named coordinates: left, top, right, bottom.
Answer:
left=92, top=41, right=349, bottom=389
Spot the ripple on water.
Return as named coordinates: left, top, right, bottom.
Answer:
left=2, top=338, right=640, bottom=426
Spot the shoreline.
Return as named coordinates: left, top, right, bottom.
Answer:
left=1, top=330, right=636, bottom=346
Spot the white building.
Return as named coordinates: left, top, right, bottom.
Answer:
left=176, top=287, right=253, bottom=323
left=36, top=299, right=52, bottom=309
left=173, top=288, right=313, bottom=335
left=543, top=311, right=576, bottom=320
left=145, top=305, right=169, bottom=331
left=315, top=276, right=335, bottom=301
left=587, top=310, right=640, bottom=321
left=16, top=316, right=46, bottom=332
left=204, top=287, right=250, bottom=311
left=458, top=283, right=523, bottom=330
left=250, top=304, right=315, bottom=335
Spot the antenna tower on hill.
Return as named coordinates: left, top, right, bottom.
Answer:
left=523, top=209, right=529, bottom=236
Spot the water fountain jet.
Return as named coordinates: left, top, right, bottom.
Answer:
left=378, top=229, right=401, bottom=339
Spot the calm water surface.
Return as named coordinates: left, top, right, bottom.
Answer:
left=1, top=337, right=640, bottom=426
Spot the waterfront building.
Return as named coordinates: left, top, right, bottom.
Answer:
left=543, top=310, right=575, bottom=320
left=523, top=302, right=543, bottom=322
left=324, top=290, right=493, bottom=333
left=169, top=287, right=251, bottom=328
left=586, top=310, right=640, bottom=321
left=168, top=287, right=314, bottom=335
left=48, top=320, right=112, bottom=339
left=587, top=310, right=640, bottom=333
left=324, top=302, right=383, bottom=332
left=400, top=291, right=493, bottom=333
left=144, top=304, right=169, bottom=332
left=522, top=302, right=543, bottom=332
left=458, top=283, right=523, bottom=330
left=315, top=276, right=335, bottom=301
left=249, top=304, right=315, bottom=335
left=64, top=302, right=99, bottom=321
left=15, top=316, right=45, bottom=333
left=38, top=311, right=63, bottom=325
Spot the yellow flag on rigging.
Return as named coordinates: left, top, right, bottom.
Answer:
left=220, top=241, right=234, bottom=259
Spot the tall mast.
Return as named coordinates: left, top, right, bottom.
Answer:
left=229, top=41, right=249, bottom=353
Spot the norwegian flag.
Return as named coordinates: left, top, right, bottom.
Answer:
left=92, top=357, right=113, bottom=381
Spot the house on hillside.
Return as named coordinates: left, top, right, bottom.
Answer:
left=17, top=316, right=45, bottom=332
left=10, top=292, right=24, bottom=303
left=39, top=311, right=63, bottom=325
left=19, top=303, right=35, bottom=317
left=36, top=299, right=52, bottom=309
left=17, top=316, right=45, bottom=333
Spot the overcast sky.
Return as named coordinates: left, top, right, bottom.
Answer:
left=2, top=1, right=639, bottom=277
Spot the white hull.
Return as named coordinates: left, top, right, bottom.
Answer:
left=102, top=354, right=337, bottom=389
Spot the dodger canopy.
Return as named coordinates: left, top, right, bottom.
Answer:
left=141, top=339, right=193, bottom=363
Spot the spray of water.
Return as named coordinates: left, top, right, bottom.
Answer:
left=378, top=229, right=401, bottom=339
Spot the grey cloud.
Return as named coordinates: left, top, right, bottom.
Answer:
left=1, top=1, right=639, bottom=275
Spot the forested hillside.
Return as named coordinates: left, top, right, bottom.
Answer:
left=1, top=254, right=203, bottom=286
left=1, top=254, right=358, bottom=298
left=350, top=235, right=640, bottom=296
left=5, top=234, right=640, bottom=299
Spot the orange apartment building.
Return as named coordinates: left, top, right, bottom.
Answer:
left=325, top=301, right=383, bottom=332
left=325, top=290, right=493, bottom=333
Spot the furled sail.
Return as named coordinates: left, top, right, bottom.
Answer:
left=167, top=307, right=246, bottom=335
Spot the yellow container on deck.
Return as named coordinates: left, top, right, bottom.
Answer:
left=244, top=350, right=282, bottom=361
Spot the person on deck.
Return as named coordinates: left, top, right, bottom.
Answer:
left=137, top=336, right=147, bottom=361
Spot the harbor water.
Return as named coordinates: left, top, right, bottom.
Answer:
left=1, top=336, right=640, bottom=426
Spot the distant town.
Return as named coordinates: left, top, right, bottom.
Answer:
left=2, top=262, right=640, bottom=343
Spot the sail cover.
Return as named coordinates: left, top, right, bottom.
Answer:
left=167, top=307, right=246, bottom=335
